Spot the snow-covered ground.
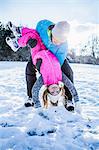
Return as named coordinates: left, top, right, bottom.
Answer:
left=0, top=61, right=99, bottom=150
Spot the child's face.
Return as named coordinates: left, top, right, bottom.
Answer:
left=48, top=84, right=60, bottom=96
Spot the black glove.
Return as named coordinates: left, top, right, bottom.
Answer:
left=27, top=38, right=37, bottom=48
left=36, top=58, right=42, bottom=72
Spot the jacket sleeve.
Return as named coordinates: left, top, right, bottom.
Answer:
left=62, top=73, right=79, bottom=103
left=27, top=38, right=37, bottom=48
left=18, top=28, right=38, bottom=47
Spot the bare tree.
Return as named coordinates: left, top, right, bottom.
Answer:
left=81, top=34, right=99, bottom=58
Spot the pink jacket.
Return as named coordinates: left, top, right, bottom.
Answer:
left=18, top=27, right=62, bottom=85
left=18, top=27, right=46, bottom=60
left=33, top=50, right=62, bottom=85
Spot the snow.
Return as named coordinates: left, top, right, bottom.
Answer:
left=0, top=61, right=99, bottom=150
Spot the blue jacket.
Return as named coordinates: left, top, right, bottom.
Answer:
left=36, top=20, right=68, bottom=66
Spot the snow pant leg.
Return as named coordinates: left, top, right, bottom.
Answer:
left=61, top=59, right=74, bottom=83
left=26, top=77, right=36, bottom=98
left=62, top=73, right=79, bottom=103
left=25, top=58, right=37, bottom=98
left=64, top=85, right=72, bottom=100
left=32, top=76, right=44, bottom=108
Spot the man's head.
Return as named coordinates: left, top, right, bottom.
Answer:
left=52, top=21, right=70, bottom=45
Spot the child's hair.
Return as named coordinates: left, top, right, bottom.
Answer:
left=43, top=89, right=49, bottom=108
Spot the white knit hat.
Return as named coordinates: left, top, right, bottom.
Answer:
left=52, top=21, right=70, bottom=43
left=48, top=81, right=64, bottom=89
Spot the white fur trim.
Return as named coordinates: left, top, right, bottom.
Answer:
left=48, top=89, right=66, bottom=107
left=47, top=90, right=62, bottom=104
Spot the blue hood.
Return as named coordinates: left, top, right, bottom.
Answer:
left=36, top=19, right=54, bottom=47
left=36, top=20, right=54, bottom=33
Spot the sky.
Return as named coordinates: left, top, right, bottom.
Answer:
left=0, top=0, right=99, bottom=53
left=0, top=0, right=99, bottom=26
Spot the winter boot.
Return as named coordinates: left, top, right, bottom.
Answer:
left=24, top=97, right=34, bottom=107
left=6, top=37, right=20, bottom=52
left=7, top=21, right=22, bottom=38
left=66, top=100, right=75, bottom=111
